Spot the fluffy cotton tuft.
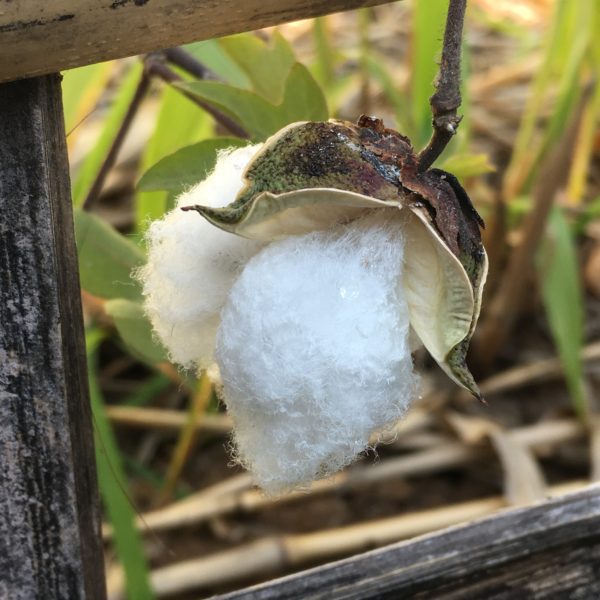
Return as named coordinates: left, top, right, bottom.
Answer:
left=138, top=144, right=263, bottom=367
left=216, top=211, right=419, bottom=494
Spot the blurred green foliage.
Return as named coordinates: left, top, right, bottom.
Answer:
left=504, top=0, right=599, bottom=198
left=135, top=85, right=214, bottom=230
left=71, top=63, right=144, bottom=207
left=75, top=209, right=145, bottom=302
left=540, top=210, right=587, bottom=419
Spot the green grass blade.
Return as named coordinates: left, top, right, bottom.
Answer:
left=566, top=2, right=600, bottom=204
left=184, top=39, right=251, bottom=89
left=504, top=0, right=593, bottom=197
left=566, top=80, right=600, bottom=204
left=540, top=209, right=588, bottom=419
left=219, top=32, right=296, bottom=102
left=410, top=0, right=448, bottom=147
left=539, top=17, right=591, bottom=153
left=87, top=332, right=154, bottom=599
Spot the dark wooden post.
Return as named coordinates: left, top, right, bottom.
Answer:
left=0, top=75, right=106, bottom=598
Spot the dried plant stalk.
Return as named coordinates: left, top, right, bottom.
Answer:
left=102, top=418, right=585, bottom=541
left=106, top=481, right=589, bottom=598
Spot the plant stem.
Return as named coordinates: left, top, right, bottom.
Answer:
left=144, top=54, right=248, bottom=139
left=82, top=69, right=150, bottom=211
left=417, top=0, right=466, bottom=172
left=164, top=47, right=216, bottom=80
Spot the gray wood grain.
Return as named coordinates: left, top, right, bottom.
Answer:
left=217, top=485, right=600, bottom=599
left=0, top=0, right=398, bottom=83
left=0, top=75, right=106, bottom=599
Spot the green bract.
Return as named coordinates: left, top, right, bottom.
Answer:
left=183, top=118, right=488, bottom=398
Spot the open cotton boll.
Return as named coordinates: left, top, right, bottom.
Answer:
left=138, top=144, right=264, bottom=368
left=216, top=211, right=419, bottom=494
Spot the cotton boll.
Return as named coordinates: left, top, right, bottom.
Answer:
left=138, top=144, right=264, bottom=368
left=216, top=211, right=419, bottom=494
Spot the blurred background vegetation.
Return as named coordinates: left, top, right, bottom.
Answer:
left=63, top=0, right=600, bottom=597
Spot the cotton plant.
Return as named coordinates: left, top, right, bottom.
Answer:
left=139, top=116, right=487, bottom=494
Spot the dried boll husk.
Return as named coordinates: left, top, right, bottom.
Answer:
left=183, top=118, right=488, bottom=398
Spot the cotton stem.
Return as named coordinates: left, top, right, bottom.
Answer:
left=416, top=0, right=467, bottom=172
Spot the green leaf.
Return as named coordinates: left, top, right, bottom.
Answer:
left=74, top=209, right=144, bottom=302
left=176, top=81, right=278, bottom=141
left=87, top=332, right=154, bottom=600
left=219, top=32, right=296, bottom=102
left=137, top=137, right=248, bottom=194
left=411, top=0, right=448, bottom=147
left=136, top=84, right=213, bottom=232
left=540, top=209, right=587, bottom=418
left=184, top=39, right=251, bottom=89
left=71, top=62, right=143, bottom=207
left=105, top=299, right=168, bottom=365
left=279, top=62, right=329, bottom=124
left=178, top=63, right=328, bottom=141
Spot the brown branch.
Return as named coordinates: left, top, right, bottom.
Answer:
left=82, top=69, right=150, bottom=210
left=144, top=54, right=249, bottom=139
left=417, top=0, right=467, bottom=172
left=163, top=47, right=217, bottom=81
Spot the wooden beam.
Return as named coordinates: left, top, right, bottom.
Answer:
left=218, top=485, right=600, bottom=599
left=0, top=75, right=106, bottom=598
left=0, top=0, right=397, bottom=83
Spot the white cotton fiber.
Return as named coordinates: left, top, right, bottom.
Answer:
left=138, top=144, right=264, bottom=367
left=216, top=211, right=419, bottom=494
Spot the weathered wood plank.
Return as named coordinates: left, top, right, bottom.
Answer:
left=217, top=485, right=600, bottom=599
left=0, top=0, right=398, bottom=83
left=0, top=75, right=106, bottom=599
